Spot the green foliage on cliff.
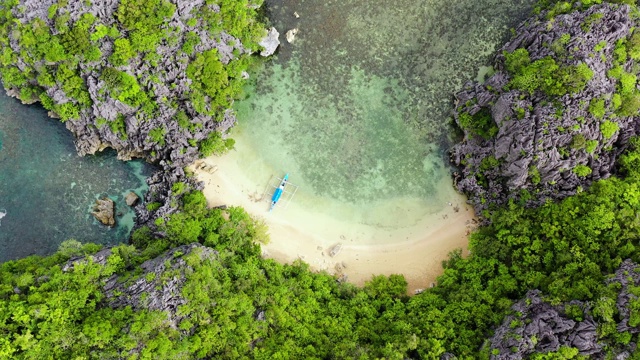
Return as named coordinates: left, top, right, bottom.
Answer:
left=601, top=119, right=620, bottom=139
left=457, top=108, right=498, bottom=140
left=198, top=130, right=235, bottom=156
left=504, top=48, right=593, bottom=96
left=0, top=0, right=267, bottom=159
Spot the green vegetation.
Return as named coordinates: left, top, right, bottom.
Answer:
left=504, top=48, right=593, bottom=96
left=570, top=134, right=586, bottom=149
left=198, top=130, right=235, bottom=157
left=457, top=108, right=499, bottom=139
left=572, top=164, right=592, bottom=177
left=7, top=142, right=640, bottom=357
left=601, top=120, right=620, bottom=139
left=585, top=139, right=599, bottom=153
left=588, top=98, right=606, bottom=119
left=529, top=166, right=542, bottom=185
left=147, top=126, right=166, bottom=146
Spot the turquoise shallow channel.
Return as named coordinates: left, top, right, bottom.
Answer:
left=233, top=0, right=532, bottom=209
left=0, top=91, right=153, bottom=262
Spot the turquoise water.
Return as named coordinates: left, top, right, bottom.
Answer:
left=0, top=92, right=152, bottom=262
left=234, top=0, right=532, bottom=207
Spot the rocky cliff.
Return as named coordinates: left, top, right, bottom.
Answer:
left=103, top=243, right=216, bottom=329
left=0, top=0, right=274, bottom=227
left=452, top=3, right=640, bottom=215
left=3, top=0, right=266, bottom=165
left=64, top=243, right=216, bottom=329
left=488, top=259, right=640, bottom=359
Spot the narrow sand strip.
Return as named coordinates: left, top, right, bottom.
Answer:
left=192, top=154, right=476, bottom=294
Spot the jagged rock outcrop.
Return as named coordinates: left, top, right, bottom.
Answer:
left=104, top=243, right=216, bottom=329
left=3, top=0, right=264, bottom=166
left=62, top=247, right=114, bottom=272
left=91, top=197, right=116, bottom=227
left=259, top=27, right=280, bottom=56
left=489, top=260, right=640, bottom=359
left=0, top=1, right=271, bottom=229
left=489, top=290, right=602, bottom=358
left=452, top=3, right=640, bottom=215
left=608, top=259, right=640, bottom=337
left=125, top=191, right=139, bottom=206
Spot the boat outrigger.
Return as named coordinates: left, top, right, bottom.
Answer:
left=263, top=173, right=299, bottom=212
left=270, top=173, right=288, bottom=211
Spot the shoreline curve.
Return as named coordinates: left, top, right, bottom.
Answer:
left=192, top=152, right=476, bottom=293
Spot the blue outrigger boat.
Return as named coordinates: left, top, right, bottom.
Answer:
left=269, top=173, right=289, bottom=212
left=264, top=173, right=298, bottom=212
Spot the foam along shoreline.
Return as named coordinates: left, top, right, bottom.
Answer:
left=192, top=152, right=476, bottom=294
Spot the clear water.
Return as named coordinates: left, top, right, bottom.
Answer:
left=234, top=0, right=532, bottom=212
left=0, top=92, right=153, bottom=262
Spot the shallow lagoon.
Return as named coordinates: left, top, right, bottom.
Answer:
left=233, top=0, right=532, bottom=222
left=193, top=1, right=536, bottom=289
left=0, top=92, right=152, bottom=262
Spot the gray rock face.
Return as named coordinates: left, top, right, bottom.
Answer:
left=489, top=260, right=640, bottom=359
left=125, top=192, right=140, bottom=207
left=259, top=27, right=280, bottom=56
left=609, top=259, right=640, bottom=337
left=1, top=0, right=272, bottom=229
left=104, top=244, right=216, bottom=329
left=489, top=290, right=602, bottom=358
left=91, top=197, right=115, bottom=227
left=62, top=247, right=114, bottom=272
left=451, top=3, right=640, bottom=215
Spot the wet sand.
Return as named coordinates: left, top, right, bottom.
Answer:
left=192, top=152, right=476, bottom=294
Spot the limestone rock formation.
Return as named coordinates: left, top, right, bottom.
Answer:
left=489, top=259, right=640, bottom=358
left=0, top=0, right=272, bottom=229
left=286, top=28, right=299, bottom=43
left=125, top=192, right=140, bottom=207
left=452, top=3, right=640, bottom=215
left=104, top=244, right=216, bottom=329
left=259, top=27, right=280, bottom=56
left=2, top=0, right=262, bottom=168
left=91, top=197, right=115, bottom=227
left=489, top=290, right=602, bottom=358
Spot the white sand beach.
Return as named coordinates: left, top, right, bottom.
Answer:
left=192, top=150, right=476, bottom=294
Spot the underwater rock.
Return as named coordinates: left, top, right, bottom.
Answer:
left=451, top=3, right=640, bottom=216
left=286, top=28, right=299, bottom=43
left=91, top=197, right=115, bottom=227
left=259, top=27, right=280, bottom=56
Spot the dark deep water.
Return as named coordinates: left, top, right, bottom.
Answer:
left=0, top=92, right=152, bottom=262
